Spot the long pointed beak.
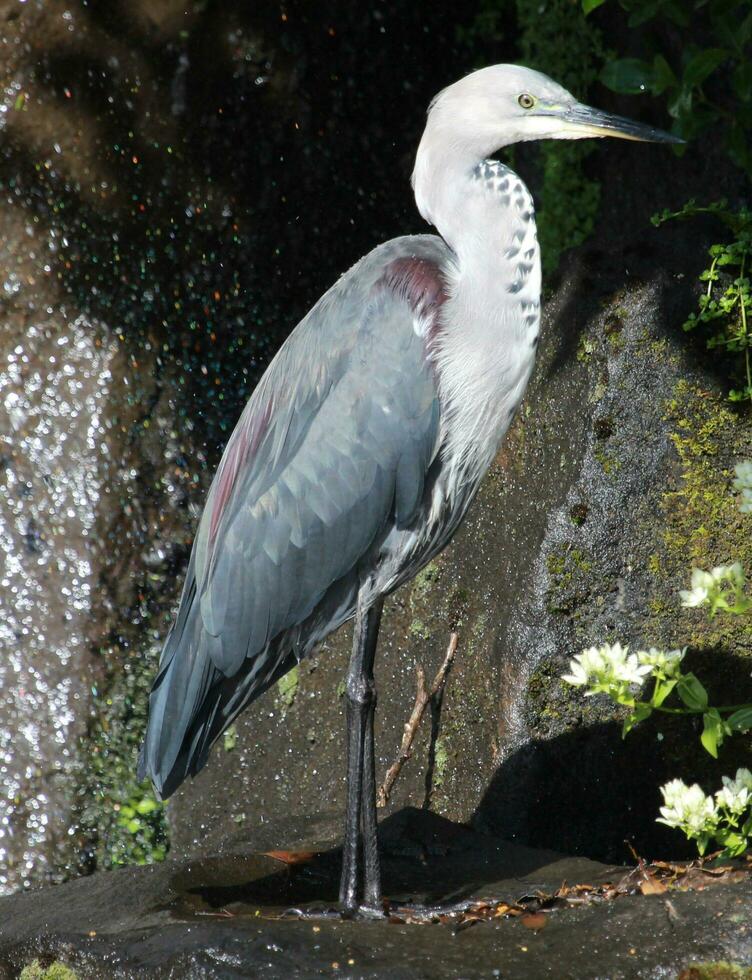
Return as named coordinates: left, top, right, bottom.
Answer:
left=561, top=102, right=684, bottom=144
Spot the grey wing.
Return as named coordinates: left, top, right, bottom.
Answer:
left=138, top=238, right=446, bottom=796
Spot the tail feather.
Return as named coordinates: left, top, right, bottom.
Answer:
left=139, top=559, right=362, bottom=799
left=137, top=573, right=293, bottom=799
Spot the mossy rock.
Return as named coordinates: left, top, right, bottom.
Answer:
left=19, top=961, right=78, bottom=980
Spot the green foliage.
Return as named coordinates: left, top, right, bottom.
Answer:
left=19, top=962, right=79, bottom=980
left=78, top=642, right=168, bottom=870
left=223, top=724, right=238, bottom=751
left=563, top=642, right=751, bottom=759
left=653, top=201, right=752, bottom=403
left=277, top=665, right=299, bottom=709
left=563, top=464, right=752, bottom=858
left=516, top=0, right=605, bottom=270
left=459, top=0, right=605, bottom=270
left=586, top=0, right=752, bottom=173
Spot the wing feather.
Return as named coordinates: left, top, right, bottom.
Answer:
left=139, top=235, right=451, bottom=796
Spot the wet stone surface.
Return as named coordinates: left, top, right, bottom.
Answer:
left=1, top=810, right=751, bottom=980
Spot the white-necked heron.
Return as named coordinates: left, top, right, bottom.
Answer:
left=139, top=64, right=679, bottom=914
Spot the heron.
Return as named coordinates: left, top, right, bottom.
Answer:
left=138, top=64, right=678, bottom=914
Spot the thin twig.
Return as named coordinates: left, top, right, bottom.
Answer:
left=377, top=632, right=458, bottom=807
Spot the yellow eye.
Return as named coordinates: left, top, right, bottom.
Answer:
left=518, top=93, right=536, bottom=110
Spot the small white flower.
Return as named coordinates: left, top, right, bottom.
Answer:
left=562, top=643, right=652, bottom=693
left=716, top=784, right=750, bottom=815
left=734, top=462, right=752, bottom=514
left=680, top=564, right=746, bottom=609
left=637, top=647, right=685, bottom=677
left=712, top=562, right=745, bottom=587
left=715, top=769, right=752, bottom=816
left=733, top=460, right=752, bottom=490
left=657, top=779, right=717, bottom=835
left=680, top=568, right=714, bottom=608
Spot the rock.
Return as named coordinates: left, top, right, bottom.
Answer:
left=170, top=218, right=752, bottom=865
left=1, top=809, right=751, bottom=980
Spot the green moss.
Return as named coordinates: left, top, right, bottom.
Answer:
left=223, top=725, right=238, bottom=752
left=679, top=963, right=752, bottom=980
left=648, top=553, right=662, bottom=575
left=277, top=665, right=300, bottom=709
left=569, top=502, right=589, bottom=526
left=577, top=337, right=595, bottom=363
left=646, top=380, right=752, bottom=654
left=409, top=618, right=430, bottom=640
left=410, top=560, right=441, bottom=607
left=433, top=737, right=449, bottom=788
left=546, top=546, right=595, bottom=615
left=594, top=446, right=621, bottom=475
left=20, top=962, right=79, bottom=980
left=547, top=553, right=567, bottom=577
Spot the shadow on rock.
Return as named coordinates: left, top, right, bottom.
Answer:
left=474, top=646, right=752, bottom=865
left=172, top=807, right=590, bottom=915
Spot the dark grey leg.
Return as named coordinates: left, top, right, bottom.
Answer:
left=361, top=635, right=382, bottom=909
left=339, top=590, right=384, bottom=912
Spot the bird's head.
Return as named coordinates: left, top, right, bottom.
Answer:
left=412, top=63, right=680, bottom=232
left=423, top=63, right=682, bottom=151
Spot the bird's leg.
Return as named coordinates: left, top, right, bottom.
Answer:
left=360, top=604, right=383, bottom=910
left=339, top=591, right=383, bottom=913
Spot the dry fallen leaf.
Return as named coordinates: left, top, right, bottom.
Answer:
left=521, top=912, right=547, bottom=932
left=639, top=873, right=667, bottom=896
left=262, top=849, right=319, bottom=866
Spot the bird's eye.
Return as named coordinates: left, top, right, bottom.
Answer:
left=518, top=93, right=536, bottom=110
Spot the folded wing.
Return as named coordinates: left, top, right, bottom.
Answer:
left=138, top=237, right=448, bottom=797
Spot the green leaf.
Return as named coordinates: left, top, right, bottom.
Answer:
left=651, top=677, right=677, bottom=708
left=600, top=59, right=654, bottom=96
left=683, top=48, right=729, bottom=89
left=727, top=706, right=752, bottom=732
left=717, top=832, right=749, bottom=858
left=700, top=709, right=724, bottom=758
left=622, top=702, right=652, bottom=737
left=582, top=0, right=607, bottom=12
left=625, top=0, right=672, bottom=27
left=651, top=54, right=677, bottom=96
left=677, top=674, right=709, bottom=711
left=732, top=61, right=752, bottom=104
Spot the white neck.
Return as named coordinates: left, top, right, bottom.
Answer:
left=413, top=141, right=542, bottom=477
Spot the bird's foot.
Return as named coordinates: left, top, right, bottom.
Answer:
left=280, top=900, right=386, bottom=921
left=340, top=901, right=386, bottom=921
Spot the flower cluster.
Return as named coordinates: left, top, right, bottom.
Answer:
left=657, top=770, right=752, bottom=856
left=562, top=643, right=685, bottom=704
left=679, top=562, right=751, bottom=616
left=734, top=460, right=752, bottom=514
left=562, top=643, right=653, bottom=701
left=635, top=646, right=685, bottom=678
left=658, top=779, right=717, bottom=837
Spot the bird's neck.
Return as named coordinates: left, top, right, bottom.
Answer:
left=417, top=155, right=542, bottom=475
left=414, top=145, right=541, bottom=326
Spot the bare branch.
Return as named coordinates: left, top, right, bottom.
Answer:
left=376, top=632, right=458, bottom=808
